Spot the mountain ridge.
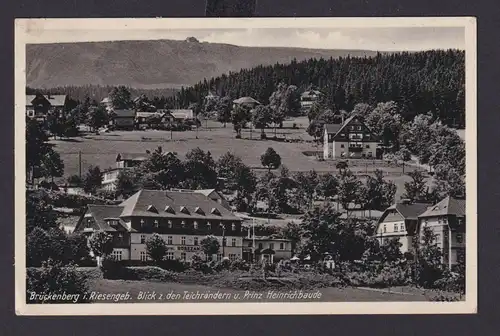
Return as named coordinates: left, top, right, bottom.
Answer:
left=26, top=39, right=380, bottom=89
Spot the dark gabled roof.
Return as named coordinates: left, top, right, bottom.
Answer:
left=26, top=94, right=67, bottom=107
left=325, top=116, right=379, bottom=141
left=419, top=196, right=466, bottom=218
left=119, top=189, right=241, bottom=221
left=324, top=123, right=342, bottom=134
left=113, top=109, right=136, bottom=118
left=376, top=202, right=432, bottom=235
left=79, top=204, right=129, bottom=232
left=394, top=203, right=432, bottom=220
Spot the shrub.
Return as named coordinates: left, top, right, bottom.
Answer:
left=26, top=260, right=90, bottom=303
left=229, top=258, right=250, bottom=271
left=429, top=292, right=462, bottom=302
left=145, top=233, right=168, bottom=263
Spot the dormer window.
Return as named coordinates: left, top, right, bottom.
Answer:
left=165, top=205, right=175, bottom=214
left=210, top=208, right=221, bottom=216
left=147, top=205, right=158, bottom=213
left=194, top=207, right=205, bottom=215
left=180, top=206, right=190, bottom=215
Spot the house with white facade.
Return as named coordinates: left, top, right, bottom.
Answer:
left=323, top=115, right=382, bottom=159
left=375, top=200, right=432, bottom=255
left=417, top=196, right=466, bottom=269
left=74, top=189, right=244, bottom=262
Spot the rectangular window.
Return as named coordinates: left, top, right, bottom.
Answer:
left=232, top=238, right=236, bottom=247
left=167, top=236, right=173, bottom=245
left=193, top=221, right=198, bottom=229
left=154, top=219, right=159, bottom=228
left=340, top=144, right=345, bottom=148
left=180, top=252, right=186, bottom=260
left=229, top=253, right=237, bottom=261
left=194, top=237, right=199, bottom=246
left=181, top=236, right=186, bottom=245
left=140, top=234, right=146, bottom=244
left=111, top=250, right=123, bottom=261
left=394, top=223, right=398, bottom=232
left=456, top=233, right=464, bottom=243
left=217, top=254, right=223, bottom=261
left=165, top=252, right=175, bottom=260
left=269, top=243, right=274, bottom=250
left=383, top=225, right=387, bottom=233
left=258, top=243, right=263, bottom=249
left=280, top=243, right=284, bottom=250
left=366, top=145, right=370, bottom=149
left=140, top=251, right=148, bottom=261
left=168, top=220, right=173, bottom=228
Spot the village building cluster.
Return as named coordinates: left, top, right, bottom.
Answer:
left=26, top=89, right=466, bottom=269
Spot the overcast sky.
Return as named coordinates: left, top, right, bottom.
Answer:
left=27, top=27, right=465, bottom=51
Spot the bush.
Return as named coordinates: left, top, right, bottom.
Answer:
left=26, top=260, right=90, bottom=303
left=100, top=259, right=179, bottom=281
left=429, top=292, right=462, bottom=302
left=433, top=271, right=465, bottom=294
left=229, top=259, right=250, bottom=271
left=344, top=263, right=411, bottom=288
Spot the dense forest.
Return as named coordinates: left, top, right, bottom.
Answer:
left=26, top=85, right=178, bottom=107
left=168, top=50, right=465, bottom=127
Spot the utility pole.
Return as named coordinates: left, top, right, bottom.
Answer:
left=78, top=151, right=82, bottom=180
left=220, top=223, right=226, bottom=258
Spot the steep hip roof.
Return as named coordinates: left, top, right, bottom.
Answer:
left=119, top=189, right=241, bottom=221
left=418, top=196, right=466, bottom=218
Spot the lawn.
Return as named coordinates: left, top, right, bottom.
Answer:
left=89, top=278, right=433, bottom=303
left=51, top=117, right=426, bottom=199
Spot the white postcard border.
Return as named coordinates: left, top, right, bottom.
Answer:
left=14, top=17, right=477, bottom=315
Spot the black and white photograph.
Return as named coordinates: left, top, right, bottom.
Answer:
left=15, top=17, right=477, bottom=315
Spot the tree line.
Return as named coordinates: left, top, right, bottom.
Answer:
left=27, top=85, right=177, bottom=108
left=167, top=50, right=465, bottom=128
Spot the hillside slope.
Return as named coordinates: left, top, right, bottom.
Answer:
left=26, top=39, right=378, bottom=89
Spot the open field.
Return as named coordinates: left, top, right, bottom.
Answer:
left=51, top=117, right=427, bottom=200
left=90, top=278, right=435, bottom=302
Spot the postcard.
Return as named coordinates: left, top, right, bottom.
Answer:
left=15, top=17, right=477, bottom=315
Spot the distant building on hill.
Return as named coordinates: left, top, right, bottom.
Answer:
left=233, top=96, right=261, bottom=109
left=26, top=93, right=67, bottom=120
left=323, top=115, right=382, bottom=159
left=74, top=189, right=244, bottom=262
left=101, top=153, right=150, bottom=191
left=101, top=97, right=114, bottom=112
left=111, top=109, right=136, bottom=130
left=300, top=90, right=321, bottom=112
